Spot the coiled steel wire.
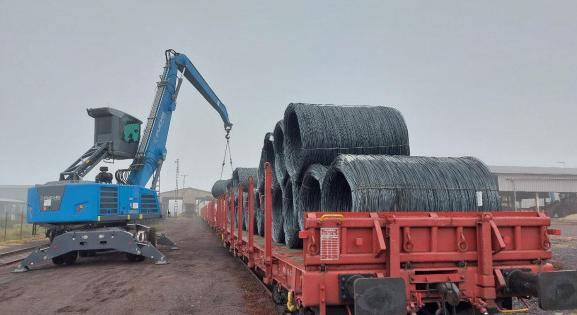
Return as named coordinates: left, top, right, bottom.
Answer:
left=283, top=103, right=410, bottom=181
left=321, top=155, right=500, bottom=212
left=273, top=120, right=289, bottom=186
left=255, top=191, right=264, bottom=236
left=257, top=132, right=277, bottom=193
left=211, top=179, right=231, bottom=198
left=272, top=185, right=284, bottom=244
left=232, top=167, right=258, bottom=189
left=282, top=177, right=302, bottom=249
left=241, top=189, right=260, bottom=234
left=225, top=192, right=241, bottom=229
left=297, top=164, right=328, bottom=230
left=231, top=168, right=258, bottom=199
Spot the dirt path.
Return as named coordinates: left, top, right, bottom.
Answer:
left=0, top=216, right=278, bottom=315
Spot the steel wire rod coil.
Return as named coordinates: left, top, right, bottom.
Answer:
left=257, top=132, right=277, bottom=193
left=232, top=168, right=258, bottom=188
left=240, top=190, right=260, bottom=234
left=282, top=177, right=303, bottom=249
left=255, top=191, right=264, bottom=236
left=273, top=120, right=289, bottom=186
left=283, top=103, right=410, bottom=181
left=211, top=179, right=231, bottom=198
left=272, top=185, right=285, bottom=244
left=297, top=164, right=328, bottom=230
left=321, top=155, right=500, bottom=212
left=231, top=167, right=258, bottom=198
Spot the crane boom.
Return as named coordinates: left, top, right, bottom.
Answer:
left=127, top=49, right=232, bottom=187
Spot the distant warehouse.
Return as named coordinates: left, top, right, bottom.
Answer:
left=490, top=166, right=577, bottom=217
left=159, top=187, right=212, bottom=217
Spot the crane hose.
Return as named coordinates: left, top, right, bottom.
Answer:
left=115, top=169, right=130, bottom=184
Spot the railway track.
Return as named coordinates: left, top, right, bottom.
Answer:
left=0, top=243, right=49, bottom=266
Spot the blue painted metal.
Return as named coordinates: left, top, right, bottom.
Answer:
left=28, top=183, right=160, bottom=224
left=127, top=50, right=232, bottom=187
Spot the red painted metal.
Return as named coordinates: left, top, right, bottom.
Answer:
left=228, top=191, right=234, bottom=245
left=248, top=176, right=255, bottom=268
left=547, top=228, right=561, bottom=235
left=237, top=184, right=243, bottom=255
left=264, top=162, right=273, bottom=285
left=200, top=163, right=559, bottom=313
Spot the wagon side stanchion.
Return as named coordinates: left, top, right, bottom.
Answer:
left=248, top=177, right=255, bottom=268
left=264, top=162, right=273, bottom=285
left=237, top=184, right=243, bottom=256
left=228, top=191, right=234, bottom=248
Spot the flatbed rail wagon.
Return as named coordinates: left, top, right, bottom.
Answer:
left=200, top=163, right=577, bottom=315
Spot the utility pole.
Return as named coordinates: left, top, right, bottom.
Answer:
left=173, top=158, right=180, bottom=217
left=182, top=174, right=188, bottom=189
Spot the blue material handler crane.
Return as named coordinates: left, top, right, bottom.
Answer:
left=16, top=50, right=232, bottom=271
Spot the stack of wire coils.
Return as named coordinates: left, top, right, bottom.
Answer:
left=231, top=168, right=258, bottom=228
left=211, top=103, right=500, bottom=249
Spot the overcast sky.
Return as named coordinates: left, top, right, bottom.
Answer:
left=1, top=1, right=576, bottom=192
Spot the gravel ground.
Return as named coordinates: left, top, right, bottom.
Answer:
left=0, top=215, right=278, bottom=315
left=550, top=220, right=577, bottom=270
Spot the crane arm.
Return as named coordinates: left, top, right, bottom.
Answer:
left=172, top=51, right=232, bottom=129
left=126, top=50, right=232, bottom=187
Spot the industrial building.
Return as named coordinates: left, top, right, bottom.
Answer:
left=0, top=185, right=27, bottom=216
left=490, top=165, right=577, bottom=217
left=158, top=187, right=212, bottom=217
left=0, top=185, right=27, bottom=204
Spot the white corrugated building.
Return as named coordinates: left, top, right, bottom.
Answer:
left=489, top=166, right=577, bottom=216
left=159, top=187, right=212, bottom=217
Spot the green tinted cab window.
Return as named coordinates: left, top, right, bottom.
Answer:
left=123, top=123, right=140, bottom=143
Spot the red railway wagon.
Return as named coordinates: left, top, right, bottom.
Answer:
left=199, top=163, right=577, bottom=315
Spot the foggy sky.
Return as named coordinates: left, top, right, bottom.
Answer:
left=1, top=1, right=576, bottom=192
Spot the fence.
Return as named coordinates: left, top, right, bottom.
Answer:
left=0, top=203, right=44, bottom=242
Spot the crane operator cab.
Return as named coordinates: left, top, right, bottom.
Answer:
left=87, top=107, right=142, bottom=159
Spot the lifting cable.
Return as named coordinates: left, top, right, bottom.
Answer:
left=220, top=127, right=234, bottom=179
